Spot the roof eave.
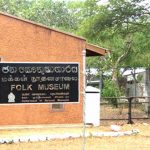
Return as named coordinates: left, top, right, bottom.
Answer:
left=86, top=43, right=107, bottom=57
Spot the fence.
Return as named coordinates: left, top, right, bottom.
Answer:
left=100, top=97, right=150, bottom=125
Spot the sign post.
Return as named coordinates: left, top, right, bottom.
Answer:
left=0, top=63, right=79, bottom=104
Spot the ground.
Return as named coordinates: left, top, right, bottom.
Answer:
left=0, top=123, right=150, bottom=150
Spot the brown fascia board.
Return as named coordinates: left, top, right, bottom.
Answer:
left=86, top=43, right=108, bottom=56
left=0, top=11, right=86, bottom=41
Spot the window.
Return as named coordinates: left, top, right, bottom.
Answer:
left=51, top=104, right=64, bottom=112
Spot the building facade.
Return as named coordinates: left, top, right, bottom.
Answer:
left=0, top=12, right=106, bottom=125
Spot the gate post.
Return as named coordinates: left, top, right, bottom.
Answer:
left=127, top=97, right=134, bottom=124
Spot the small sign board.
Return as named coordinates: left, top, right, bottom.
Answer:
left=0, top=63, right=79, bottom=104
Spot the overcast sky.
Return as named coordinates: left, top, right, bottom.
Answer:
left=55, top=0, right=108, bottom=4
left=55, top=0, right=149, bottom=8
left=56, top=0, right=149, bottom=5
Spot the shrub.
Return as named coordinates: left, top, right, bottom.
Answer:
left=101, top=79, right=121, bottom=107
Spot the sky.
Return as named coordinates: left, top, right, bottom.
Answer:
left=55, top=0, right=150, bottom=6
left=55, top=0, right=150, bottom=8
left=55, top=0, right=108, bottom=4
left=59, top=0, right=150, bottom=4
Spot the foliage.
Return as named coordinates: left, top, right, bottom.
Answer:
left=81, top=0, right=150, bottom=68
left=79, top=0, right=150, bottom=96
left=0, top=0, right=79, bottom=32
left=136, top=74, right=143, bottom=82
left=101, top=78, right=121, bottom=107
left=101, top=79, right=119, bottom=97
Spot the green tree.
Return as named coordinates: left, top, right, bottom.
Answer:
left=79, top=0, right=150, bottom=95
left=0, top=0, right=79, bottom=32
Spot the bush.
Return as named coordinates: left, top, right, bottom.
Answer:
left=101, top=79, right=121, bottom=107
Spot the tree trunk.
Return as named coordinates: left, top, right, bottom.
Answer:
left=111, top=68, right=120, bottom=108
